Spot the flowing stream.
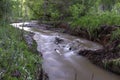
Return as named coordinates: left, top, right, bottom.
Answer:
left=11, top=22, right=120, bottom=80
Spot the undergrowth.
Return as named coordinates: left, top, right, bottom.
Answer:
left=0, top=24, right=41, bottom=80
left=71, top=12, right=120, bottom=40
left=111, top=28, right=120, bottom=40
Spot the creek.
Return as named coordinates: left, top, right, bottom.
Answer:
left=11, top=22, right=120, bottom=80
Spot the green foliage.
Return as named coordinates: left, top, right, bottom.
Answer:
left=0, top=0, right=27, bottom=22
left=25, top=0, right=120, bottom=22
left=50, top=10, right=60, bottom=21
left=111, top=28, right=120, bottom=40
left=11, top=0, right=23, bottom=21
left=0, top=24, right=41, bottom=80
left=112, top=2, right=120, bottom=14
left=71, top=11, right=120, bottom=37
left=100, top=0, right=116, bottom=11
left=26, top=0, right=44, bottom=20
left=0, top=0, right=12, bottom=22
left=69, top=3, right=85, bottom=19
left=103, top=58, right=120, bottom=74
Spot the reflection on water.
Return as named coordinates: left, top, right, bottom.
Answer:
left=12, top=22, right=120, bottom=80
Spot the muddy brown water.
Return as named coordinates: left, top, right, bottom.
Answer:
left=12, top=22, right=120, bottom=80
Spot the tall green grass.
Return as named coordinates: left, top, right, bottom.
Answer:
left=71, top=12, right=120, bottom=39
left=0, top=24, right=41, bottom=80
left=111, top=28, right=120, bottom=40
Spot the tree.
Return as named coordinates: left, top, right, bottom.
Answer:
left=0, top=0, right=12, bottom=22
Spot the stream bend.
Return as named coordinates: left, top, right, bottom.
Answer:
left=12, top=22, right=120, bottom=80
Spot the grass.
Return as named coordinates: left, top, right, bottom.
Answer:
left=71, top=12, right=120, bottom=39
left=111, top=28, right=120, bottom=40
left=103, top=58, right=120, bottom=74
left=0, top=24, right=42, bottom=80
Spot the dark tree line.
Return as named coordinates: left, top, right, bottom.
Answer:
left=26, top=0, right=120, bottom=22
